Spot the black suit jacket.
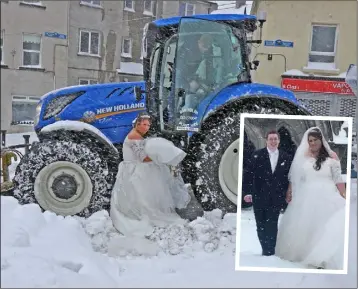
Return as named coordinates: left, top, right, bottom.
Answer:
left=247, top=148, right=292, bottom=209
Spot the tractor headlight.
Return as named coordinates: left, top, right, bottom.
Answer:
left=34, top=102, right=42, bottom=126
left=43, top=91, right=85, bottom=120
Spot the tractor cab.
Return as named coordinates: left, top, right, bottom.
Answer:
left=137, top=14, right=260, bottom=133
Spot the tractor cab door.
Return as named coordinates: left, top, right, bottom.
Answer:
left=154, top=17, right=246, bottom=133
left=156, top=35, right=178, bottom=132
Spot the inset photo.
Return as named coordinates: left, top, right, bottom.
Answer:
left=235, top=114, right=354, bottom=274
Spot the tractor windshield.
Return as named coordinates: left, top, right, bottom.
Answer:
left=145, top=17, right=249, bottom=132
left=173, top=18, right=248, bottom=131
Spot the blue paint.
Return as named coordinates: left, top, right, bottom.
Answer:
left=190, top=83, right=301, bottom=130
left=264, top=39, right=293, bottom=48
left=36, top=81, right=146, bottom=144
left=154, top=14, right=256, bottom=27
left=44, top=32, right=67, bottom=39
left=37, top=80, right=305, bottom=145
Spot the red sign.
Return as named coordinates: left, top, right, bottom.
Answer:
left=281, top=78, right=354, bottom=95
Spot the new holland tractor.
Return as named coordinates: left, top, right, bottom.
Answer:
left=13, top=13, right=333, bottom=217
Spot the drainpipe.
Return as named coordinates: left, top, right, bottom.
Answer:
left=53, top=44, right=68, bottom=89
left=52, top=0, right=70, bottom=90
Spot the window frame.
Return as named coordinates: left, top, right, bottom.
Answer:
left=121, top=37, right=132, bottom=58
left=124, top=0, right=135, bottom=12
left=22, top=33, right=42, bottom=68
left=21, top=0, right=42, bottom=5
left=185, top=3, right=195, bottom=16
left=11, top=95, right=41, bottom=125
left=78, top=29, right=101, bottom=57
left=78, top=78, right=98, bottom=85
left=308, top=23, right=338, bottom=65
left=79, top=0, right=102, bottom=8
left=143, top=0, right=154, bottom=16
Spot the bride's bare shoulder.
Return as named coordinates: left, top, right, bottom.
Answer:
left=127, top=130, right=143, bottom=141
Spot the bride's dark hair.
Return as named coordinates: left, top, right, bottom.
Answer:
left=133, top=112, right=151, bottom=127
left=307, top=128, right=329, bottom=171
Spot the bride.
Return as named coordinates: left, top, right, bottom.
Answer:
left=275, top=127, right=347, bottom=270
left=110, top=112, right=191, bottom=238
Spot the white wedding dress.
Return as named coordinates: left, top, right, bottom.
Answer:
left=275, top=128, right=346, bottom=270
left=110, top=136, right=191, bottom=238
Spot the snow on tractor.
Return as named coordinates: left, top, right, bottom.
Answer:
left=13, top=13, right=334, bottom=217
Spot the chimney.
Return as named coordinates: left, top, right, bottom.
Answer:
left=235, top=0, right=246, bottom=8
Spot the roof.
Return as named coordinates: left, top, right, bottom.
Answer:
left=153, top=14, right=256, bottom=27
left=211, top=3, right=253, bottom=15
left=117, top=62, right=143, bottom=76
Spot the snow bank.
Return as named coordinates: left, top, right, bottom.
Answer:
left=1, top=197, right=121, bottom=288
left=282, top=69, right=348, bottom=79
left=1, top=131, right=38, bottom=148
left=40, top=120, right=117, bottom=153
left=211, top=5, right=252, bottom=15
left=1, top=182, right=356, bottom=288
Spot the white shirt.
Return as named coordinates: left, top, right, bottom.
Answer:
left=267, top=147, right=279, bottom=173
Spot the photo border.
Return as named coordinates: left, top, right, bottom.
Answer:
left=235, top=113, right=353, bottom=275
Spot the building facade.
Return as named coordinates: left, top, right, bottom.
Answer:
left=67, top=0, right=128, bottom=86
left=1, top=0, right=217, bottom=133
left=1, top=0, right=69, bottom=133
left=250, top=0, right=357, bottom=121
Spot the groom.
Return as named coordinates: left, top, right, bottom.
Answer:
left=244, top=130, right=292, bottom=256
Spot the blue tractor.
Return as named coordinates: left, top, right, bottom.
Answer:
left=14, top=14, right=324, bottom=217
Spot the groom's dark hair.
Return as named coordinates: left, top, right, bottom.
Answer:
left=266, top=130, right=280, bottom=139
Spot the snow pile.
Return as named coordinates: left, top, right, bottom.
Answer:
left=78, top=208, right=237, bottom=258
left=1, top=186, right=357, bottom=288
left=282, top=69, right=348, bottom=79
left=211, top=1, right=252, bottom=15
left=1, top=131, right=38, bottom=148
left=1, top=197, right=122, bottom=288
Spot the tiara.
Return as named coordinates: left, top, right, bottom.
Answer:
left=138, top=114, right=151, bottom=119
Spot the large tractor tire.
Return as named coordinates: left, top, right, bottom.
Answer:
left=186, top=98, right=311, bottom=214
left=13, top=139, right=115, bottom=217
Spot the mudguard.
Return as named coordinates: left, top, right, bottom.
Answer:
left=36, top=81, right=146, bottom=145
left=192, top=82, right=310, bottom=128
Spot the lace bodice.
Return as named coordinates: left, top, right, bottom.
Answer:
left=301, top=157, right=343, bottom=184
left=122, top=137, right=147, bottom=162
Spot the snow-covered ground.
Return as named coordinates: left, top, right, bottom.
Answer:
left=1, top=132, right=357, bottom=288
left=238, top=179, right=357, bottom=273
left=1, top=181, right=356, bottom=288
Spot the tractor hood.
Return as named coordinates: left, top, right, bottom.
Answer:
left=35, top=81, right=146, bottom=132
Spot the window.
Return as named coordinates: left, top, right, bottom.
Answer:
left=22, top=34, right=41, bottom=67
left=124, top=0, right=134, bottom=11
left=121, top=38, right=132, bottom=58
left=21, top=0, right=42, bottom=4
left=79, top=79, right=98, bottom=85
left=143, top=0, right=154, bottom=15
left=179, top=2, right=195, bottom=16
left=80, top=0, right=101, bottom=7
left=309, top=24, right=338, bottom=67
left=12, top=95, right=41, bottom=125
left=79, top=30, right=100, bottom=56
left=1, top=30, right=4, bottom=64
